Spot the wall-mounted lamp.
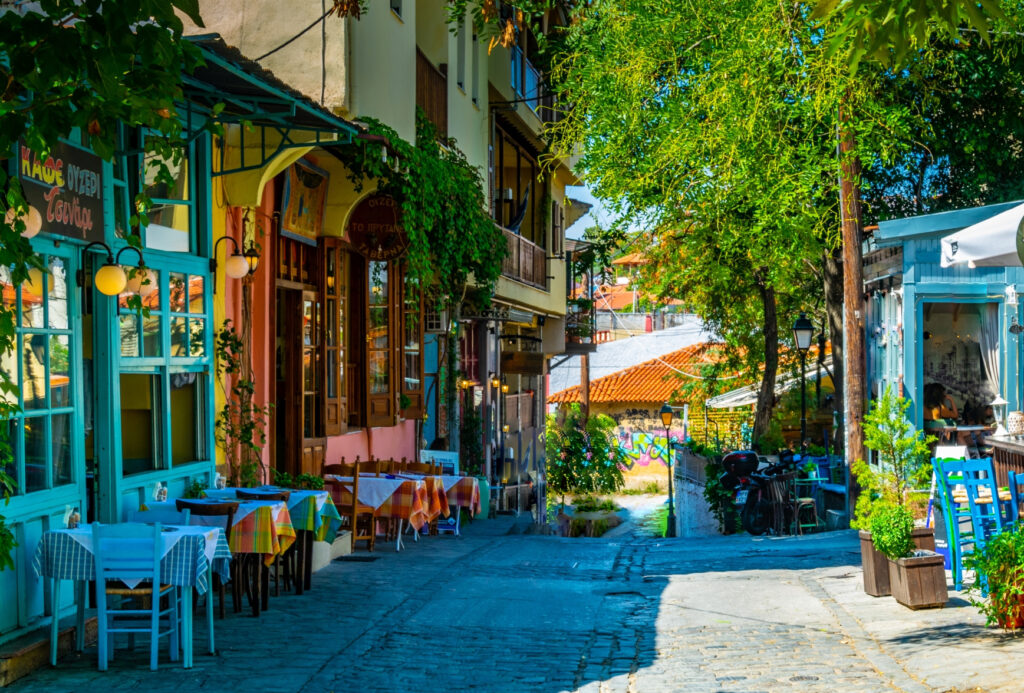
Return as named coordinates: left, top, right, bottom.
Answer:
left=490, top=373, right=500, bottom=389
left=502, top=424, right=510, bottom=433
left=212, top=235, right=259, bottom=281
left=1007, top=285, right=1019, bottom=307
left=501, top=383, right=509, bottom=394
left=5, top=205, right=42, bottom=239
left=79, top=241, right=145, bottom=296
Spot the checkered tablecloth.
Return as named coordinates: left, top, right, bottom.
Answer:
left=443, top=476, right=481, bottom=516
left=32, top=525, right=231, bottom=594
left=399, top=474, right=451, bottom=522
left=375, top=479, right=429, bottom=530
left=230, top=502, right=296, bottom=565
left=204, top=488, right=342, bottom=543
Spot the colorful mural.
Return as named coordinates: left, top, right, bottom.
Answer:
left=614, top=426, right=685, bottom=469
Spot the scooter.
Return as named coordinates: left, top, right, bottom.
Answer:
left=734, top=450, right=799, bottom=535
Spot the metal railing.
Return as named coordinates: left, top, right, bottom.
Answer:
left=416, top=49, right=447, bottom=138
left=501, top=226, right=547, bottom=290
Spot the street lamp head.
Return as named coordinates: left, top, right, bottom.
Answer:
left=792, top=312, right=814, bottom=352
left=659, top=402, right=673, bottom=428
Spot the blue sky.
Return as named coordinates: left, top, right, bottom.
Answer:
left=565, top=185, right=619, bottom=239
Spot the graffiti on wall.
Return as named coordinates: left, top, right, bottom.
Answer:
left=615, top=426, right=684, bottom=469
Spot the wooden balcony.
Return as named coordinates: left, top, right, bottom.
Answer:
left=501, top=227, right=548, bottom=290
left=416, top=49, right=447, bottom=138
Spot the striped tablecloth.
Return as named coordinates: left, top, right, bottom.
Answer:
left=32, top=525, right=231, bottom=594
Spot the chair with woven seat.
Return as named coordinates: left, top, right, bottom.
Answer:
left=936, top=457, right=1010, bottom=589
left=793, top=475, right=820, bottom=535
left=176, top=498, right=239, bottom=636
left=92, top=522, right=180, bottom=671
left=325, top=460, right=377, bottom=551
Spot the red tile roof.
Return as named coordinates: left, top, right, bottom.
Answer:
left=548, top=342, right=733, bottom=404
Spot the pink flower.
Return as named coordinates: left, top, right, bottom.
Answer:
left=607, top=451, right=614, bottom=460
left=560, top=452, right=567, bottom=460
left=585, top=451, right=592, bottom=460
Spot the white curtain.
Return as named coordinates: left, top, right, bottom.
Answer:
left=979, top=303, right=1001, bottom=397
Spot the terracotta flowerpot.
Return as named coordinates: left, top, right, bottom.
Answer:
left=859, top=527, right=935, bottom=597
left=995, top=594, right=1024, bottom=630
left=888, top=550, right=948, bottom=610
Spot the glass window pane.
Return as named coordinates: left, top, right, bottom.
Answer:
left=121, top=268, right=160, bottom=311
left=145, top=205, right=191, bottom=253
left=170, top=374, right=202, bottom=466
left=369, top=351, right=389, bottom=395
left=51, top=412, right=71, bottom=486
left=120, top=315, right=140, bottom=357
left=3, top=419, right=17, bottom=490
left=188, top=275, right=205, bottom=314
left=49, top=335, right=70, bottom=409
left=120, top=373, right=161, bottom=475
left=1, top=266, right=13, bottom=311
left=47, top=257, right=68, bottom=329
left=303, top=348, right=314, bottom=391
left=22, top=334, right=47, bottom=410
left=21, top=269, right=45, bottom=328
left=113, top=184, right=129, bottom=239
left=326, top=350, right=337, bottom=398
left=170, top=316, right=188, bottom=356
left=303, top=299, right=314, bottom=346
left=143, top=149, right=189, bottom=201
left=169, top=273, right=187, bottom=312
left=0, top=336, right=15, bottom=407
left=23, top=416, right=46, bottom=492
left=326, top=299, right=336, bottom=347
left=189, top=318, right=205, bottom=357
left=404, top=353, right=420, bottom=393
left=143, top=313, right=161, bottom=356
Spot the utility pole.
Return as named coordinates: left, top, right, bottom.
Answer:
left=839, top=102, right=866, bottom=513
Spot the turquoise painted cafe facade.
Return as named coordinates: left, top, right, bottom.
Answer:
left=0, top=39, right=357, bottom=644
left=863, top=201, right=1024, bottom=431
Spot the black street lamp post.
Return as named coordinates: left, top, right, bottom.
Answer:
left=660, top=403, right=677, bottom=538
left=792, top=313, right=814, bottom=452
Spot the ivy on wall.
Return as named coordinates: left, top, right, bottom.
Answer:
left=333, top=109, right=506, bottom=309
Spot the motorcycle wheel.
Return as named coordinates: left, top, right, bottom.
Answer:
left=741, top=496, right=771, bottom=535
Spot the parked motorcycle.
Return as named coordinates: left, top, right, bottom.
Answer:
left=733, top=448, right=802, bottom=536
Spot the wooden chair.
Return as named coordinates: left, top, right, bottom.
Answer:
left=1008, top=470, right=1024, bottom=524
left=176, top=499, right=240, bottom=619
left=366, top=458, right=394, bottom=476
left=325, top=460, right=377, bottom=551
left=766, top=472, right=797, bottom=536
left=235, top=489, right=292, bottom=502
left=403, top=461, right=436, bottom=475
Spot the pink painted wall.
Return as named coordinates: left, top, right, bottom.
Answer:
left=368, top=419, right=417, bottom=461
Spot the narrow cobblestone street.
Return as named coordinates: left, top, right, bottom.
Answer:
left=9, top=514, right=1023, bottom=693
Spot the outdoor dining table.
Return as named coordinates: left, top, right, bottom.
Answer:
left=397, top=473, right=482, bottom=536
left=324, top=474, right=430, bottom=551
left=33, top=523, right=230, bottom=668
left=202, top=487, right=342, bottom=593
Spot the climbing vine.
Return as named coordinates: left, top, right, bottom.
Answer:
left=215, top=319, right=272, bottom=488
left=332, top=109, right=506, bottom=309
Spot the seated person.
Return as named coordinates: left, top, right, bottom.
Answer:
left=923, top=383, right=959, bottom=431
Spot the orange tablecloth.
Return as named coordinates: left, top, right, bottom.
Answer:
left=444, top=476, right=481, bottom=516
left=230, top=502, right=296, bottom=566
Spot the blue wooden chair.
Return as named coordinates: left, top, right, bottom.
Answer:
left=1008, top=471, right=1024, bottom=526
left=92, top=522, right=181, bottom=671
left=936, top=457, right=1008, bottom=590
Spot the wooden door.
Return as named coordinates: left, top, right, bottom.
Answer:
left=275, top=288, right=326, bottom=476
left=299, top=291, right=325, bottom=474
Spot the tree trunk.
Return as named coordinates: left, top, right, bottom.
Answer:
left=753, top=272, right=778, bottom=443
left=839, top=104, right=866, bottom=491
left=823, top=246, right=844, bottom=452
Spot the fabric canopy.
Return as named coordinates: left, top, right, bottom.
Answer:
left=940, top=203, right=1024, bottom=268
left=706, top=357, right=833, bottom=409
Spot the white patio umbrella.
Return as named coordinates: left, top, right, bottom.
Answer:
left=940, top=203, right=1024, bottom=268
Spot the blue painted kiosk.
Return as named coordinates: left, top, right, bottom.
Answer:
left=865, top=200, right=1024, bottom=430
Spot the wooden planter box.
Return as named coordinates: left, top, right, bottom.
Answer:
left=888, top=550, right=948, bottom=610
left=859, top=527, right=935, bottom=597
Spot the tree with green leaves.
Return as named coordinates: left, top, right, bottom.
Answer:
left=0, top=0, right=211, bottom=569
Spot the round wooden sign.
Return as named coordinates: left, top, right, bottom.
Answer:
left=346, top=194, right=409, bottom=260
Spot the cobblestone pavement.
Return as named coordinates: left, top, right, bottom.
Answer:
left=8, top=513, right=1021, bottom=692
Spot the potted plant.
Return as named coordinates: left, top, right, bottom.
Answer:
left=871, top=504, right=947, bottom=609
left=964, top=525, right=1024, bottom=630
left=852, top=386, right=936, bottom=597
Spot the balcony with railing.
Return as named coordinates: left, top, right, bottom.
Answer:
left=511, top=46, right=564, bottom=125
left=416, top=49, right=447, bottom=138
left=564, top=241, right=597, bottom=354
left=501, top=226, right=548, bottom=290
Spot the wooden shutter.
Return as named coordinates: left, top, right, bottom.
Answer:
left=366, top=260, right=394, bottom=427
left=320, top=238, right=347, bottom=436
left=400, top=266, right=425, bottom=419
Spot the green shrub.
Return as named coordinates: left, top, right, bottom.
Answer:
left=869, top=504, right=914, bottom=560
left=703, top=459, right=740, bottom=534
left=592, top=519, right=609, bottom=537
left=569, top=518, right=587, bottom=537
left=964, top=526, right=1024, bottom=630
left=546, top=403, right=625, bottom=507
